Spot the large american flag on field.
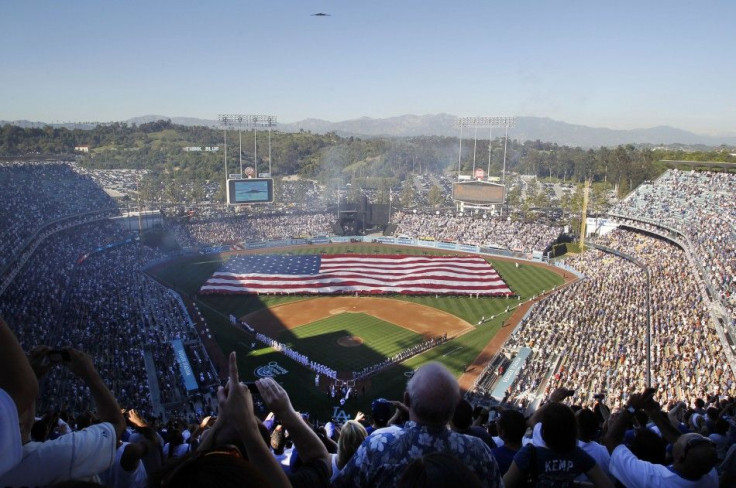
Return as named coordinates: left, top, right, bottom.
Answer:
left=199, top=254, right=512, bottom=296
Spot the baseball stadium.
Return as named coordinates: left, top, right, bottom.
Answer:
left=2, top=158, right=735, bottom=486
left=148, top=240, right=569, bottom=420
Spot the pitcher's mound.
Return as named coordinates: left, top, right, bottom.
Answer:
left=337, top=336, right=364, bottom=347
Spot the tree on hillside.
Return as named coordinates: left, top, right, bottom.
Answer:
left=400, top=176, right=417, bottom=208
left=427, top=185, right=444, bottom=207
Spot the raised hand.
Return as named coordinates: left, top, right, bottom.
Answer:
left=255, top=377, right=296, bottom=419
left=209, top=351, right=259, bottom=445
left=27, top=345, right=54, bottom=379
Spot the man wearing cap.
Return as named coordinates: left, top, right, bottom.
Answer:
left=333, top=362, right=502, bottom=488
left=365, top=398, right=393, bottom=435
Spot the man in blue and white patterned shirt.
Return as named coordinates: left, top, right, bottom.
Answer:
left=333, top=362, right=503, bottom=488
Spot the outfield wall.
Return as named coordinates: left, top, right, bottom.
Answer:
left=196, top=235, right=546, bottom=263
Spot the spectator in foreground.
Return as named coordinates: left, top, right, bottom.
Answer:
left=0, top=347, right=125, bottom=487
left=330, top=420, right=368, bottom=482
left=575, top=407, right=611, bottom=483
left=365, top=398, right=393, bottom=435
left=156, top=351, right=331, bottom=488
left=604, top=387, right=719, bottom=487
left=491, top=409, right=526, bottom=475
left=503, top=388, right=613, bottom=487
left=451, top=399, right=496, bottom=449
left=333, top=362, right=503, bottom=488
left=0, top=317, right=38, bottom=477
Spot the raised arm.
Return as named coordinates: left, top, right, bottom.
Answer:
left=642, top=397, right=681, bottom=446
left=528, top=387, right=575, bottom=427
left=63, top=348, right=125, bottom=441
left=257, top=376, right=330, bottom=467
left=603, top=388, right=657, bottom=454
left=203, top=352, right=291, bottom=488
left=0, top=317, right=39, bottom=415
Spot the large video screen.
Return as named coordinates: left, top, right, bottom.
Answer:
left=227, top=178, right=274, bottom=204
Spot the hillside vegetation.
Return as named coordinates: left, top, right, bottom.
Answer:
left=2, top=120, right=734, bottom=201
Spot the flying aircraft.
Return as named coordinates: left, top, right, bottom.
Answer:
left=311, top=12, right=330, bottom=16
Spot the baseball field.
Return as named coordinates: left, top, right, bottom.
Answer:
left=148, top=243, right=568, bottom=420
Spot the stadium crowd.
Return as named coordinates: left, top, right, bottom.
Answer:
left=0, top=162, right=117, bottom=270
left=0, top=217, right=214, bottom=419
left=3, top=320, right=736, bottom=486
left=3, top=161, right=736, bottom=486
left=168, top=213, right=333, bottom=248
left=276, top=179, right=327, bottom=210
left=488, top=229, right=736, bottom=411
left=610, top=169, right=735, bottom=329
left=392, top=211, right=561, bottom=253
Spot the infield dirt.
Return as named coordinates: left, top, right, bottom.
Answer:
left=241, top=296, right=475, bottom=340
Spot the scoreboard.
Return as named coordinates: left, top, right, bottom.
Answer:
left=227, top=178, right=274, bottom=205
left=452, top=181, right=505, bottom=204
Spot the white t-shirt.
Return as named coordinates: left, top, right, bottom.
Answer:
left=0, top=421, right=117, bottom=487
left=530, top=422, right=548, bottom=447
left=99, top=442, right=148, bottom=488
left=576, top=440, right=611, bottom=482
left=609, top=444, right=718, bottom=488
left=0, top=389, right=22, bottom=477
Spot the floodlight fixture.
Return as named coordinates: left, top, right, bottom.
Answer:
left=456, top=116, right=516, bottom=184
left=218, top=114, right=278, bottom=192
left=456, top=116, right=516, bottom=128
left=218, top=114, right=277, bottom=128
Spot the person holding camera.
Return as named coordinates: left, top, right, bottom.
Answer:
left=0, top=345, right=125, bottom=487
left=604, top=387, right=719, bottom=487
left=0, top=317, right=38, bottom=477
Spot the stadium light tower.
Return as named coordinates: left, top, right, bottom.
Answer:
left=456, top=116, right=516, bottom=182
left=218, top=114, right=277, bottom=178
left=218, top=115, right=232, bottom=181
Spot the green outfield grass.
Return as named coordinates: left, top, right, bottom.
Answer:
left=275, top=313, right=424, bottom=372
left=147, top=244, right=564, bottom=419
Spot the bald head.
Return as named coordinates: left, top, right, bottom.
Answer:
left=672, top=433, right=717, bottom=479
left=405, top=362, right=460, bottom=427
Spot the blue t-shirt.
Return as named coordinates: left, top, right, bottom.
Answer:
left=514, top=443, right=596, bottom=481
left=492, top=445, right=518, bottom=475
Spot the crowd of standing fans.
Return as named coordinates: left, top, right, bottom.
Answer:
left=0, top=161, right=116, bottom=269
left=610, top=169, right=735, bottom=329
left=2, top=161, right=736, bottom=486
left=393, top=211, right=561, bottom=253
left=0, top=219, right=202, bottom=418
left=493, top=230, right=736, bottom=412
left=168, top=213, right=333, bottom=248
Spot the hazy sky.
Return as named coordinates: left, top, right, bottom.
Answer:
left=2, top=0, right=734, bottom=135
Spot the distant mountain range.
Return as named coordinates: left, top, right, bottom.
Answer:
left=4, top=114, right=735, bottom=148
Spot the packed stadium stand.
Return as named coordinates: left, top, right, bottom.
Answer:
left=392, top=211, right=561, bottom=253
left=609, top=169, right=735, bottom=337
left=1, top=161, right=735, bottom=487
